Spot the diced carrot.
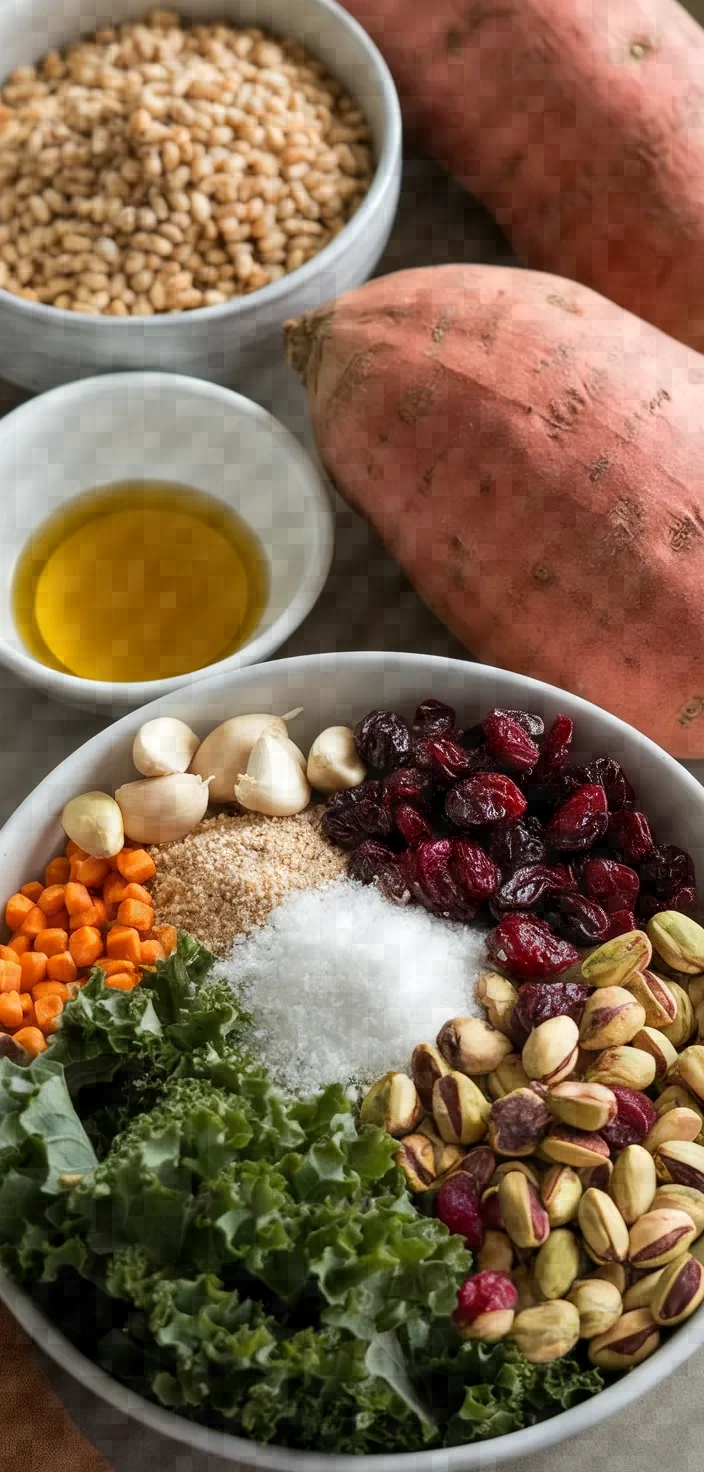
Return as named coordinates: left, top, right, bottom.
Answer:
left=73, top=857, right=110, bottom=888
left=69, top=899, right=107, bottom=931
left=122, top=882, right=153, bottom=907
left=0, top=944, right=18, bottom=965
left=19, top=993, right=35, bottom=1020
left=0, top=958, right=22, bottom=994
left=46, top=952, right=78, bottom=984
left=38, top=884, right=67, bottom=916
left=64, top=881, right=92, bottom=916
left=65, top=841, right=89, bottom=860
left=69, top=926, right=103, bottom=968
left=103, top=873, right=128, bottom=907
left=44, top=856, right=71, bottom=887
left=95, top=957, right=136, bottom=977
left=13, top=1026, right=47, bottom=1056
left=106, top=926, right=142, bottom=965
left=0, top=991, right=22, bottom=1030
left=20, top=952, right=48, bottom=992
left=50, top=907, right=70, bottom=933
left=115, top=849, right=156, bottom=884
left=139, top=939, right=165, bottom=966
left=7, top=934, right=31, bottom=956
left=154, top=924, right=178, bottom=958
left=105, top=971, right=140, bottom=991
left=5, top=893, right=33, bottom=931
left=20, top=881, right=44, bottom=903
left=117, top=899, right=154, bottom=932
left=19, top=905, right=48, bottom=939
left=32, top=981, right=72, bottom=1002
left=34, top=928, right=69, bottom=958
left=34, top=994, right=63, bottom=1034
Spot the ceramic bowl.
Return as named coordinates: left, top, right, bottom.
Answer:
left=1, top=649, right=703, bottom=1467
left=0, top=0, right=402, bottom=393
left=0, top=372, right=334, bottom=709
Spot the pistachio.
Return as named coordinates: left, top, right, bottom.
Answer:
left=650, top=1253, right=704, bottom=1326
left=578, top=1188, right=629, bottom=1264
left=672, top=1044, right=704, bottom=1103
left=594, top=1262, right=630, bottom=1295
left=653, top=1183, right=704, bottom=1235
left=568, top=1278, right=623, bottom=1339
left=588, top=1308, right=660, bottom=1370
left=540, top=1165, right=583, bottom=1227
left=416, top=1116, right=465, bottom=1177
left=622, top=1268, right=665, bottom=1312
left=628, top=1208, right=697, bottom=1267
left=499, top=1171, right=551, bottom=1250
left=584, top=1045, right=656, bottom=1091
left=486, top=1053, right=531, bottom=1100
left=478, top=1230, right=514, bottom=1274
left=610, top=1144, right=657, bottom=1225
left=522, top=1016, right=580, bottom=1086
left=647, top=912, right=704, bottom=975
left=511, top=1300, right=580, bottom=1363
left=411, top=1043, right=451, bottom=1111
left=654, top=1084, right=703, bottom=1120
left=360, top=1072, right=423, bottom=1137
left=512, top=1263, right=544, bottom=1311
left=452, top=1145, right=497, bottom=1195
left=626, top=969, right=678, bottom=1029
left=579, top=987, right=646, bottom=1051
left=579, top=1159, right=614, bottom=1193
left=581, top=931, right=652, bottom=989
left=542, top=1125, right=611, bottom=1170
left=630, top=1025, right=679, bottom=1080
left=487, top=1088, right=551, bottom=1157
left=659, top=982, right=696, bottom=1049
left=492, top=1159, right=541, bottom=1187
left=476, top=972, right=518, bottom=1036
left=547, top=1080, right=617, bottom=1133
left=437, top=1017, right=513, bottom=1076
left=653, top=1138, right=704, bottom=1194
left=643, top=1108, right=703, bottom=1156
left=534, top=1229, right=581, bottom=1300
left=690, top=975, right=704, bottom=1012
left=432, top=1071, right=490, bottom=1146
left=393, top=1134, right=437, bottom=1192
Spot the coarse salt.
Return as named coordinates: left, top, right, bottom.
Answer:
left=215, top=877, right=490, bottom=1095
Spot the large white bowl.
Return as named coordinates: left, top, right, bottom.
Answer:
left=1, top=650, right=703, bottom=1468
left=0, top=0, right=402, bottom=393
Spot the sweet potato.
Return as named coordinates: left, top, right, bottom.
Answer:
left=342, top=0, right=704, bottom=351
left=284, top=263, right=704, bottom=756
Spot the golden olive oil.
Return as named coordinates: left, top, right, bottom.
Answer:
left=12, top=481, right=268, bottom=683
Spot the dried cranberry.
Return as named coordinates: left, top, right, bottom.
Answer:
left=382, top=766, right=433, bottom=811
left=488, top=708, right=545, bottom=740
left=511, top=980, right=590, bottom=1050
left=548, top=892, right=611, bottom=946
left=354, top=710, right=411, bottom=771
left=546, top=784, right=609, bottom=852
left=453, top=1269, right=517, bottom=1330
left=446, top=773, right=528, bottom=828
left=533, top=714, right=574, bottom=782
left=670, top=885, right=698, bottom=915
left=486, top=913, right=580, bottom=979
left=608, top=808, right=654, bottom=861
left=487, top=816, right=548, bottom=871
left=607, top=908, right=638, bottom=938
left=426, top=735, right=483, bottom=783
left=492, top=863, right=577, bottom=913
left=581, top=857, right=640, bottom=909
left=482, top=711, right=540, bottom=772
left=600, top=1087, right=657, bottom=1149
left=413, top=698, right=456, bottom=736
left=322, top=781, right=392, bottom=849
left=436, top=1172, right=484, bottom=1250
left=395, top=803, right=434, bottom=846
left=347, top=840, right=409, bottom=904
left=578, top=757, right=636, bottom=811
left=404, top=840, right=478, bottom=921
left=640, top=844, right=695, bottom=900
left=450, top=839, right=501, bottom=901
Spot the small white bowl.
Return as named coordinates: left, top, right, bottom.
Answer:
left=0, top=0, right=402, bottom=394
left=0, top=371, right=334, bottom=709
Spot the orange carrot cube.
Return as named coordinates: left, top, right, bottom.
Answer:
left=64, top=840, right=87, bottom=860
left=38, top=884, right=67, bottom=916
left=105, top=926, right=142, bottom=965
left=7, top=934, right=31, bottom=957
left=34, top=994, right=63, bottom=1034
left=139, top=939, right=165, bottom=967
left=115, top=849, right=156, bottom=884
left=44, top=856, right=71, bottom=887
left=5, top=893, right=33, bottom=931
left=69, top=926, right=103, bottom=968
left=46, top=952, right=78, bottom=984
left=103, top=873, right=128, bottom=907
left=0, top=958, right=22, bottom=994
left=95, top=957, right=136, bottom=977
left=154, top=925, right=178, bottom=957
left=20, top=881, right=44, bottom=903
left=0, top=944, right=18, bottom=965
left=19, top=906, right=48, bottom=939
left=64, top=881, right=92, bottom=916
left=116, top=899, right=154, bottom=932
left=69, top=898, right=107, bottom=931
left=34, top=928, right=69, bottom=958
left=13, top=1026, right=47, bottom=1056
left=0, top=991, right=23, bottom=1030
left=19, top=993, right=35, bottom=1019
left=32, top=981, right=72, bottom=1002
left=73, top=857, right=110, bottom=888
left=123, top=882, right=153, bottom=907
left=105, top=971, right=140, bottom=991
left=19, top=951, right=48, bottom=992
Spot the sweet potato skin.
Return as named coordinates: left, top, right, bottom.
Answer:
left=341, top=0, right=704, bottom=352
left=284, top=263, right=704, bottom=757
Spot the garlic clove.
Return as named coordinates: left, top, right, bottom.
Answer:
left=133, top=717, right=200, bottom=778
left=189, top=713, right=288, bottom=803
left=61, top=791, right=124, bottom=859
left=115, top=772, right=211, bottom=844
left=234, top=732, right=311, bottom=816
left=280, top=736, right=307, bottom=772
left=307, top=725, right=367, bottom=795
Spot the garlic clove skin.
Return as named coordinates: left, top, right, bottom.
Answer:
left=115, top=772, right=211, bottom=844
left=235, top=732, right=311, bottom=816
left=307, top=725, right=367, bottom=795
left=62, top=791, right=124, bottom=859
left=133, top=717, right=200, bottom=778
left=189, top=714, right=288, bottom=803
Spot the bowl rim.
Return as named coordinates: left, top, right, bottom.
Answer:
left=2, top=648, right=704, bottom=1468
left=0, top=0, right=402, bottom=329
left=0, top=371, right=335, bottom=706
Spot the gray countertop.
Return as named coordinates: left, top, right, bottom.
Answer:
left=2, top=145, right=704, bottom=1470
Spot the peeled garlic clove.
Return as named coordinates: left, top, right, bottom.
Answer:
left=115, top=773, right=211, bottom=843
left=189, top=713, right=288, bottom=803
left=61, top=791, right=124, bottom=859
left=133, top=717, right=200, bottom=778
left=280, top=736, right=307, bottom=772
left=235, top=732, right=311, bottom=816
left=307, top=725, right=367, bottom=794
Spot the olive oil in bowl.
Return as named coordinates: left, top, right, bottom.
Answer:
left=12, top=482, right=268, bottom=684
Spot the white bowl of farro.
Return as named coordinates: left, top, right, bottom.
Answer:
left=0, top=1, right=402, bottom=392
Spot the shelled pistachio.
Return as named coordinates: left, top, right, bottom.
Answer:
left=511, top=1301, right=580, bottom=1364
left=568, top=1278, right=623, bottom=1339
